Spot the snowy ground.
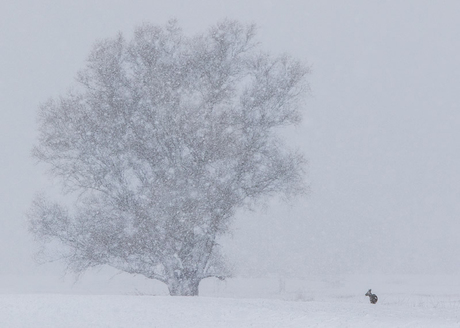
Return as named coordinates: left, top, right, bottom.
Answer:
left=0, top=272, right=459, bottom=327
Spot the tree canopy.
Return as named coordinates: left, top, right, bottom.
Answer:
left=29, top=20, right=309, bottom=295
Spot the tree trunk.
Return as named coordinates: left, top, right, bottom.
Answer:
left=167, top=277, right=201, bottom=296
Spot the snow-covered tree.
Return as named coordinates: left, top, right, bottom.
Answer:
left=29, top=20, right=309, bottom=296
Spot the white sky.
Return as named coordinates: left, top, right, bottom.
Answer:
left=1, top=0, right=460, bottom=278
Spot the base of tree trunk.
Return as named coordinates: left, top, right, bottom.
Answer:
left=167, top=279, right=200, bottom=296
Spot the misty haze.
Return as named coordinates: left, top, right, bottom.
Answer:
left=0, top=1, right=459, bottom=327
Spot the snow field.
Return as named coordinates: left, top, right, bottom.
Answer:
left=0, top=273, right=459, bottom=327
left=0, top=293, right=459, bottom=327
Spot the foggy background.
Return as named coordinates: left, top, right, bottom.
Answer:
left=1, top=0, right=459, bottom=288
